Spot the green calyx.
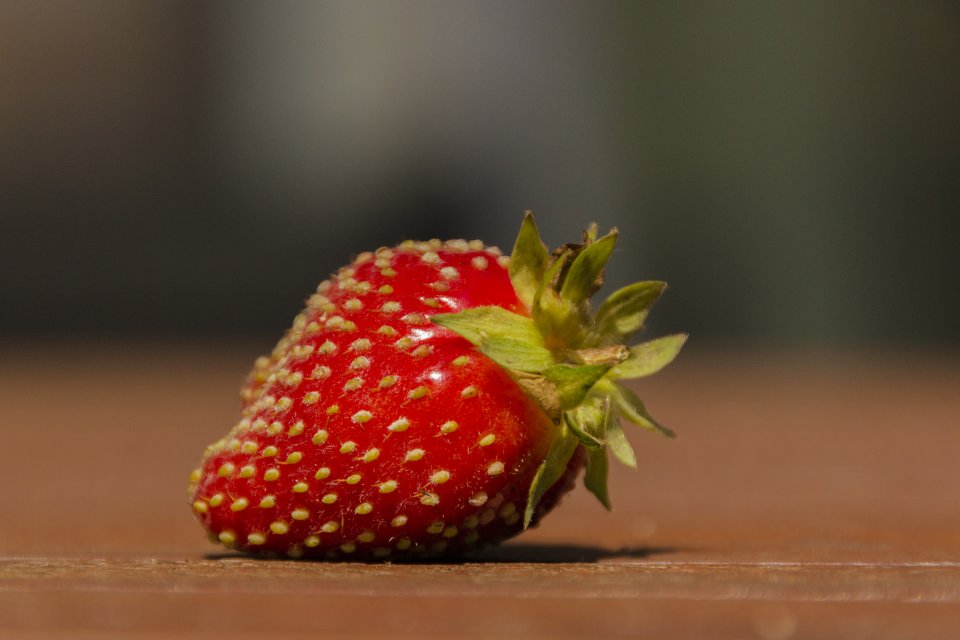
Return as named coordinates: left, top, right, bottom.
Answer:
left=432, top=212, right=686, bottom=528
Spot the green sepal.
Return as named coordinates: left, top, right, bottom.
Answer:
left=563, top=399, right=607, bottom=449
left=433, top=306, right=555, bottom=373
left=583, top=447, right=612, bottom=510
left=531, top=252, right=583, bottom=349
left=609, top=333, right=688, bottom=379
left=560, top=229, right=618, bottom=306
left=432, top=306, right=542, bottom=346
left=605, top=406, right=638, bottom=468
left=524, top=421, right=581, bottom=529
left=543, top=364, right=612, bottom=412
left=477, top=336, right=555, bottom=373
left=599, top=379, right=676, bottom=438
left=590, top=281, right=667, bottom=345
left=509, top=212, right=550, bottom=308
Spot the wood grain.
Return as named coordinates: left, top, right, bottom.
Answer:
left=1, top=343, right=959, bottom=638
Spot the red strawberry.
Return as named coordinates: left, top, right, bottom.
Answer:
left=188, top=214, right=685, bottom=560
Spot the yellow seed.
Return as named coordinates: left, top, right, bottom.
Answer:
left=420, top=492, right=440, bottom=506
left=379, top=375, right=399, bottom=389
left=291, top=508, right=310, bottom=521
left=362, top=448, right=380, bottom=463
left=312, top=429, right=329, bottom=445
left=188, top=468, right=202, bottom=484
left=442, top=526, right=459, bottom=539
left=340, top=542, right=357, bottom=553
left=390, top=515, right=408, bottom=527
left=350, top=338, right=371, bottom=351
left=440, top=420, right=458, bottom=434
left=261, top=445, right=278, bottom=457
left=452, top=356, right=470, bottom=367
left=430, top=470, right=451, bottom=484
left=270, top=521, right=289, bottom=535
left=461, top=385, right=479, bottom=399
left=321, top=493, right=338, bottom=504
left=478, top=434, right=496, bottom=447
left=343, top=378, right=363, bottom=391
left=352, top=410, right=373, bottom=423
left=405, top=448, right=425, bottom=462
left=379, top=480, right=398, bottom=493
left=355, top=502, right=373, bottom=515
left=230, top=498, right=249, bottom=512
left=285, top=451, right=302, bottom=464
left=340, top=441, right=357, bottom=454
left=302, top=391, right=320, bottom=405
left=321, top=520, right=339, bottom=533
left=292, top=482, right=309, bottom=493
left=304, top=535, right=321, bottom=548
left=241, top=441, right=258, bottom=455
left=426, top=521, right=444, bottom=534
left=239, top=465, right=255, bottom=478
left=247, top=532, right=266, bottom=545
left=377, top=325, right=397, bottom=336
left=259, top=495, right=276, bottom=508
left=218, top=530, right=236, bottom=545
left=217, top=463, right=236, bottom=478
left=314, top=467, right=331, bottom=480
left=387, top=418, right=410, bottom=432
left=346, top=474, right=362, bottom=485
left=396, top=538, right=412, bottom=551
left=487, top=461, right=505, bottom=476
left=318, top=340, right=336, bottom=354
left=378, top=285, right=394, bottom=294
left=267, top=421, right=284, bottom=436
left=208, top=493, right=224, bottom=507
left=310, top=365, right=331, bottom=379
left=192, top=500, right=208, bottom=513
left=357, top=531, right=376, bottom=543
left=263, top=468, right=280, bottom=481
left=326, top=404, right=340, bottom=415
left=408, top=385, right=429, bottom=400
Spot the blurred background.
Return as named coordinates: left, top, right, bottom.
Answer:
left=2, top=1, right=959, bottom=349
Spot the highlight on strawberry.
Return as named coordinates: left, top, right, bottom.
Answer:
left=188, top=213, right=685, bottom=560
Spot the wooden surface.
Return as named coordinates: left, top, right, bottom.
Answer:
left=2, top=343, right=959, bottom=639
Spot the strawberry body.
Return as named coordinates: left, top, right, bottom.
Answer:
left=191, top=241, right=571, bottom=559
left=190, top=216, right=685, bottom=561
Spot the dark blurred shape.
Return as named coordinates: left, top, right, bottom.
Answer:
left=2, top=1, right=958, bottom=346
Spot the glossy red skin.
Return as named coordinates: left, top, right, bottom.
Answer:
left=191, top=244, right=582, bottom=560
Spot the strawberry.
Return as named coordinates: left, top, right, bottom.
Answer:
left=188, top=214, right=685, bottom=560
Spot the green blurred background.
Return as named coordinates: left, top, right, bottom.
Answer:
left=2, top=1, right=958, bottom=348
